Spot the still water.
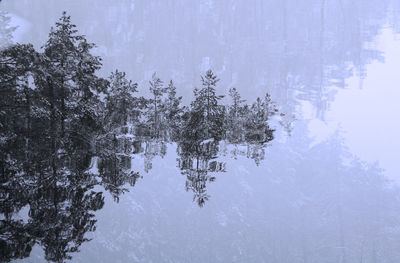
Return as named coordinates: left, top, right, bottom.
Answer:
left=2, top=0, right=400, bottom=262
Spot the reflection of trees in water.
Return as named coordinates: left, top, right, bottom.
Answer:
left=109, top=133, right=272, bottom=208
left=136, top=124, right=400, bottom=263
left=24, top=179, right=104, bottom=262
left=143, top=140, right=167, bottom=173
left=0, top=148, right=139, bottom=263
left=176, top=137, right=272, bottom=207
left=4, top=122, right=395, bottom=263
left=0, top=16, right=278, bottom=261
left=177, top=139, right=222, bottom=207
left=107, top=134, right=272, bottom=208
left=2, top=4, right=400, bottom=262
left=66, top=124, right=400, bottom=263
left=98, top=154, right=141, bottom=202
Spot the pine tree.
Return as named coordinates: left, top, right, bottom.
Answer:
left=188, top=70, right=225, bottom=141
left=163, top=80, right=182, bottom=140
left=244, top=97, right=274, bottom=144
left=34, top=12, right=105, bottom=187
left=199, top=70, right=224, bottom=121
left=148, top=72, right=166, bottom=138
left=105, top=70, right=138, bottom=130
left=263, top=92, right=278, bottom=118
left=0, top=44, right=42, bottom=187
left=44, top=11, right=80, bottom=138
left=44, top=11, right=103, bottom=139
left=227, top=87, right=246, bottom=143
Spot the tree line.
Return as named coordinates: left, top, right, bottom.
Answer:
left=0, top=12, right=279, bottom=262
left=0, top=11, right=279, bottom=189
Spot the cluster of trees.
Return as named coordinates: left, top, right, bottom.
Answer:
left=0, top=10, right=279, bottom=161
left=101, top=67, right=277, bottom=148
left=0, top=12, right=278, bottom=262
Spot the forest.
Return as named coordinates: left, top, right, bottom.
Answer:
left=0, top=12, right=280, bottom=262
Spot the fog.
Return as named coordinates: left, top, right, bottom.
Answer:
left=1, top=0, right=400, bottom=262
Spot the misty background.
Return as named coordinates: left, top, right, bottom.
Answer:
left=2, top=0, right=400, bottom=262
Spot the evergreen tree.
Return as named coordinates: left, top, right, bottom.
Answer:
left=263, top=92, right=278, bottom=118
left=147, top=72, right=166, bottom=138
left=187, top=70, right=225, bottom=141
left=199, top=70, right=224, bottom=121
left=44, top=11, right=81, bottom=138
left=0, top=44, right=42, bottom=188
left=31, top=12, right=104, bottom=189
left=227, top=87, right=246, bottom=143
left=163, top=80, right=182, bottom=140
left=244, top=97, right=274, bottom=144
left=105, top=70, right=138, bottom=131
left=43, top=11, right=103, bottom=140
